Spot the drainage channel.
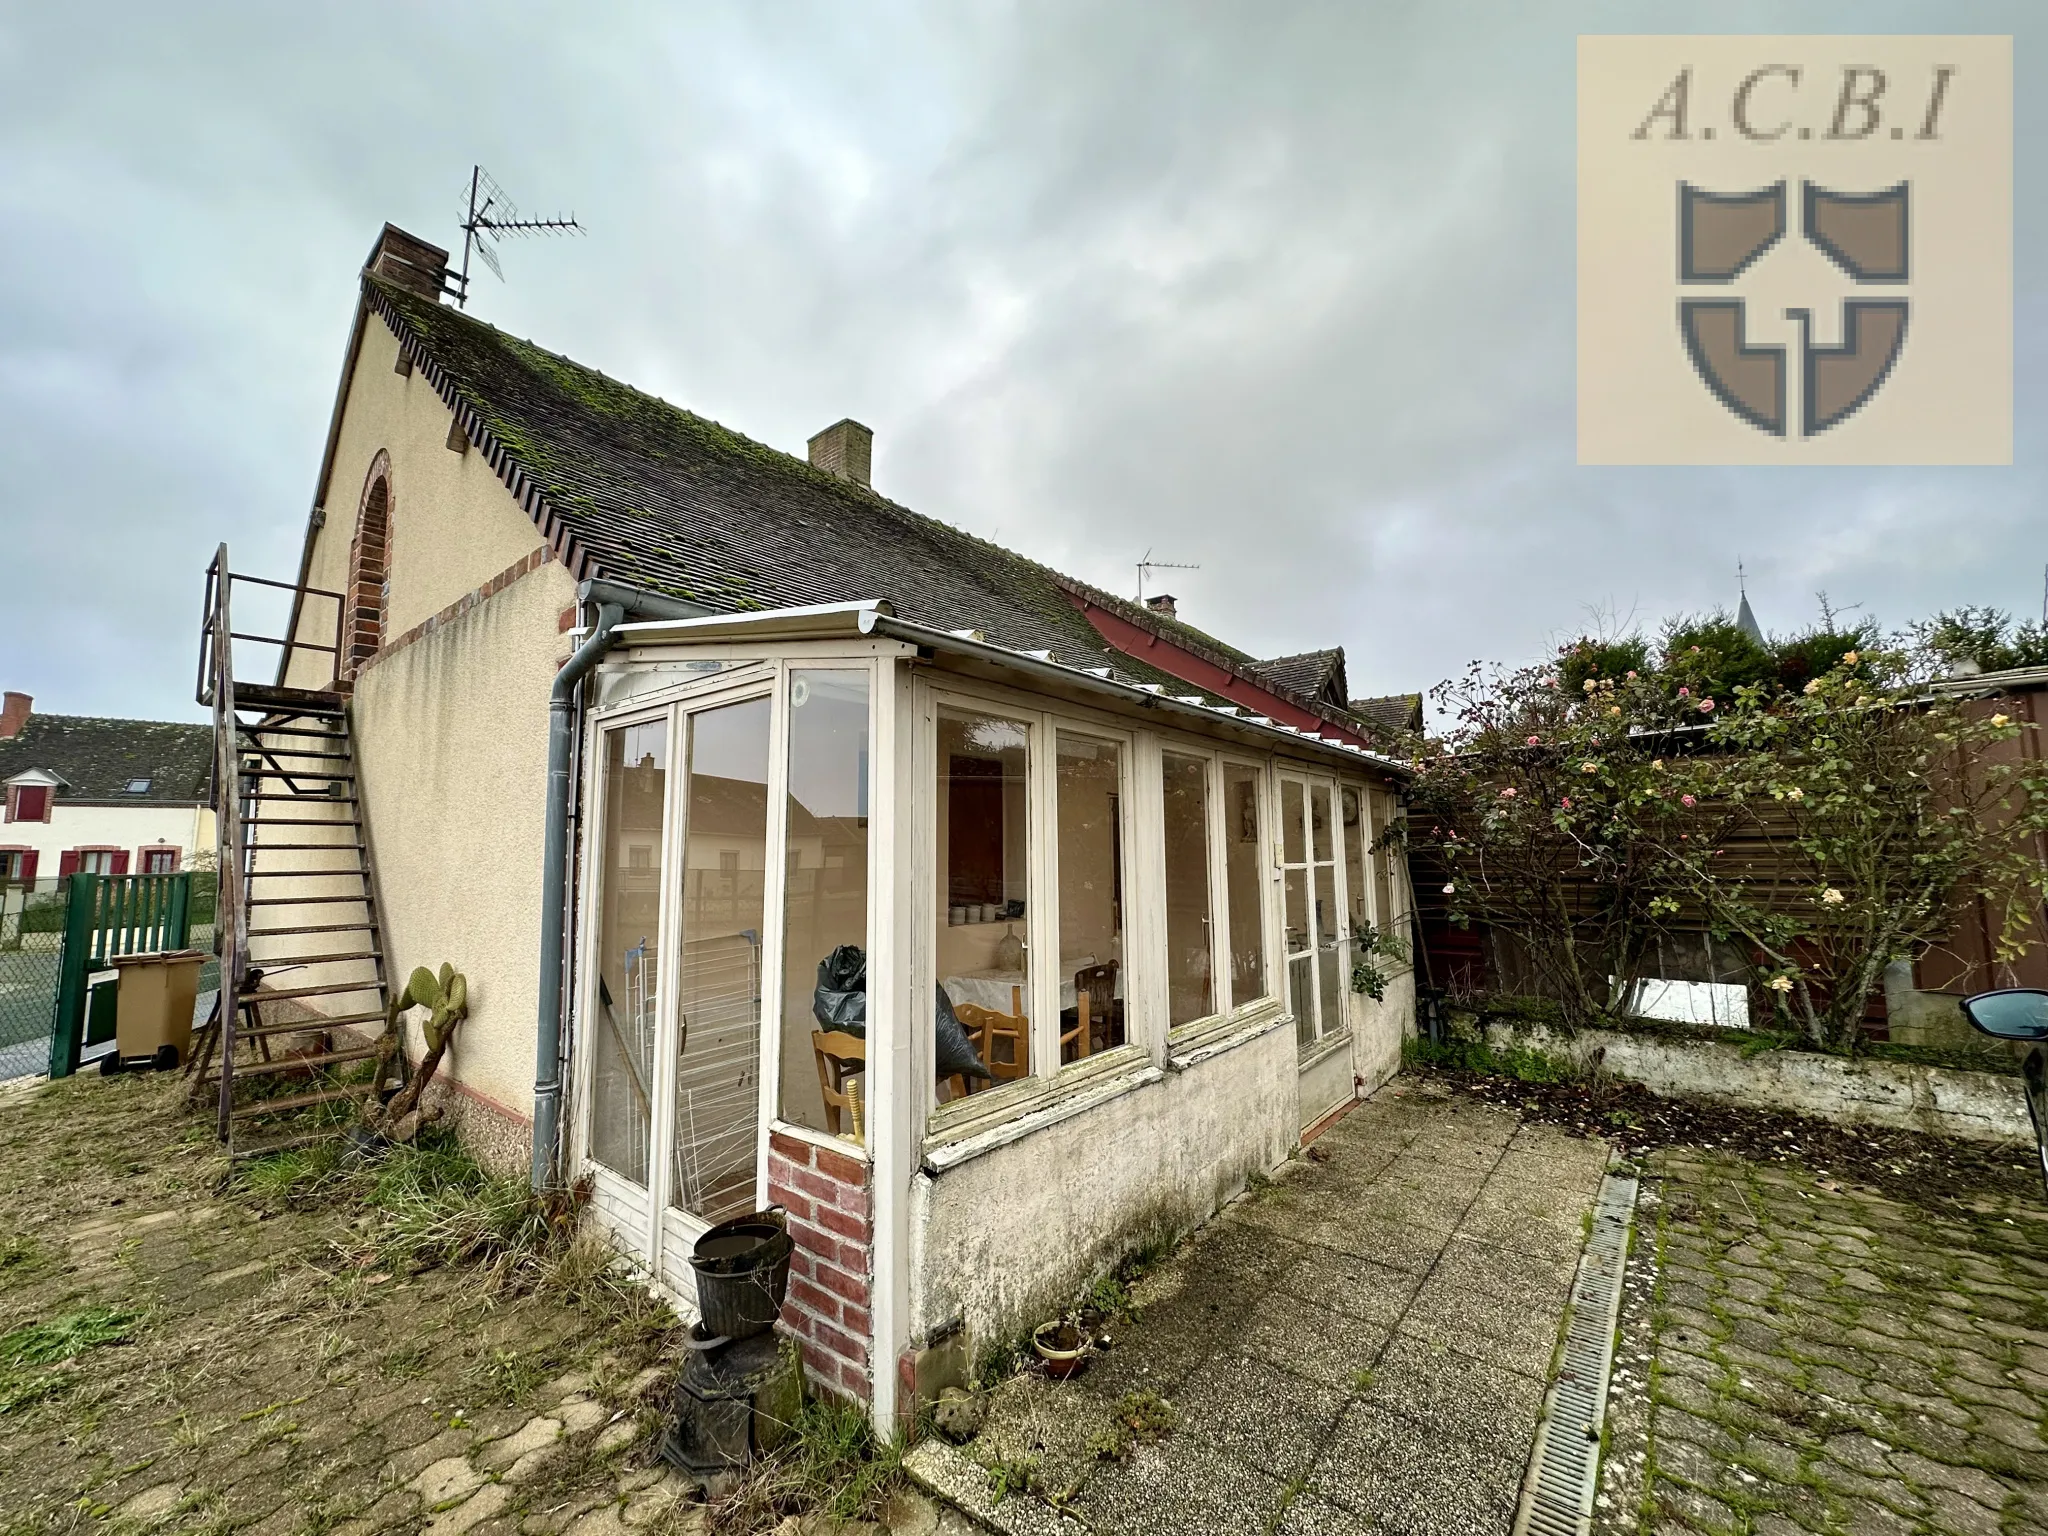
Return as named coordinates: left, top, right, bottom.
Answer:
left=1512, top=1170, right=1639, bottom=1536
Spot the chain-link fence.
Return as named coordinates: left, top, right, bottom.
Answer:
left=1, top=874, right=220, bottom=1083
left=1, top=879, right=67, bottom=1081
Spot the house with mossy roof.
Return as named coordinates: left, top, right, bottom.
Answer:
left=230, top=224, right=1417, bottom=1426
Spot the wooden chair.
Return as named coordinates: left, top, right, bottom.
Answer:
left=1064, top=961, right=1120, bottom=1062
left=812, top=1029, right=867, bottom=1140
left=954, top=986, right=1029, bottom=1084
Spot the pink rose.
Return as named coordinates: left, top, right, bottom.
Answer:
left=1526, top=735, right=1541, bottom=746
left=1699, top=698, right=1715, bottom=713
left=1499, top=787, right=1517, bottom=798
left=1681, top=794, right=1696, bottom=807
left=1561, top=796, right=1572, bottom=809
left=1678, top=686, right=1690, bottom=698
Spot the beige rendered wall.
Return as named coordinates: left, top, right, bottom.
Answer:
left=285, top=312, right=547, bottom=689
left=351, top=557, right=578, bottom=1143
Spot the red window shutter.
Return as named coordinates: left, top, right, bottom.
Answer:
left=58, top=850, right=79, bottom=877
left=10, top=786, right=48, bottom=823
left=110, top=851, right=130, bottom=875
left=19, top=850, right=37, bottom=883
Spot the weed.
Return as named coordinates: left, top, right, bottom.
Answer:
left=709, top=1396, right=905, bottom=1530
left=984, top=1453, right=1039, bottom=1505
left=472, top=1346, right=552, bottom=1404
left=1086, top=1273, right=1131, bottom=1318
left=975, top=1334, right=1028, bottom=1390
left=1350, top=1368, right=1375, bottom=1392
left=1115, top=1389, right=1177, bottom=1442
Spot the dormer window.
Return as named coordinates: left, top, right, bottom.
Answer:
left=124, top=778, right=152, bottom=794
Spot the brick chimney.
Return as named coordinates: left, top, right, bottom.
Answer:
left=808, top=419, right=873, bottom=487
left=1145, top=594, right=1179, bottom=620
left=0, top=692, right=30, bottom=739
left=364, top=224, right=453, bottom=303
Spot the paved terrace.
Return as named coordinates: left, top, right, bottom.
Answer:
left=907, top=1079, right=1612, bottom=1535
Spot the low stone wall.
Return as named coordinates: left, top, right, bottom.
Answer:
left=1484, top=1019, right=2033, bottom=1144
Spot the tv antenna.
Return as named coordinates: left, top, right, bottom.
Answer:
left=1136, top=548, right=1200, bottom=605
left=452, top=165, right=582, bottom=309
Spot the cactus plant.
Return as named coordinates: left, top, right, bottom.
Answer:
left=367, top=962, right=470, bottom=1143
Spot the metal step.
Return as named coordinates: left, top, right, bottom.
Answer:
left=244, top=792, right=358, bottom=804
left=241, top=843, right=367, bottom=852
left=245, top=921, right=377, bottom=937
left=240, top=979, right=385, bottom=1003
left=238, top=748, right=351, bottom=762
left=230, top=683, right=346, bottom=715
left=244, top=949, right=381, bottom=967
left=247, top=895, right=369, bottom=907
left=229, top=1085, right=367, bottom=1120
left=244, top=818, right=363, bottom=829
left=233, top=1009, right=388, bottom=1039
left=237, top=726, right=344, bottom=740
left=241, top=768, right=355, bottom=781
left=208, top=1045, right=384, bottom=1083
left=245, top=868, right=370, bottom=879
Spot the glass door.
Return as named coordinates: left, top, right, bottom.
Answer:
left=1278, top=773, right=1346, bottom=1050
left=657, top=695, right=773, bottom=1280
left=582, top=688, right=774, bottom=1284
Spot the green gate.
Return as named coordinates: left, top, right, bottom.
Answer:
left=48, top=872, right=197, bottom=1080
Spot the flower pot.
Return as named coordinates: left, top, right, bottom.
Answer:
left=1032, top=1320, right=1086, bottom=1379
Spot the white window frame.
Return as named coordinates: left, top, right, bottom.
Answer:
left=1275, top=769, right=1355, bottom=1054
left=1151, top=743, right=1276, bottom=1042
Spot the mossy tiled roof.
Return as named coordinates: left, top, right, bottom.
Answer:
left=368, top=278, right=1382, bottom=732
left=0, top=715, right=212, bottom=804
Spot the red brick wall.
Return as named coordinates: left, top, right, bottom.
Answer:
left=768, top=1129, right=873, bottom=1402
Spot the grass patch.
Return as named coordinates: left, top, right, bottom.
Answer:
left=709, top=1396, right=904, bottom=1530
left=0, top=1235, right=43, bottom=1290
left=0, top=1306, right=142, bottom=1413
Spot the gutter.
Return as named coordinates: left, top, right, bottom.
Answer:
left=531, top=578, right=714, bottom=1191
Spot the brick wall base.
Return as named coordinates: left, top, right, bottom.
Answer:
left=768, top=1129, right=873, bottom=1402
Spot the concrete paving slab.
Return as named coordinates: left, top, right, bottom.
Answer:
left=1067, top=1432, right=1294, bottom=1536
left=1308, top=1402, right=1520, bottom=1536
left=1240, top=1289, right=1395, bottom=1392
left=1174, top=1348, right=1349, bottom=1482
left=1272, top=1247, right=1422, bottom=1330
left=1365, top=1332, right=1548, bottom=1465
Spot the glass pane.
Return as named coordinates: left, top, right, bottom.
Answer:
left=1057, top=732, right=1125, bottom=1062
left=779, top=671, right=870, bottom=1140
left=937, top=707, right=1032, bottom=1095
left=1161, top=753, right=1213, bottom=1028
left=669, top=697, right=770, bottom=1222
left=1372, top=791, right=1397, bottom=928
left=1281, top=779, right=1306, bottom=864
left=1342, top=787, right=1371, bottom=939
left=1284, top=867, right=1309, bottom=957
left=1310, top=784, right=1334, bottom=863
left=1290, top=954, right=1316, bottom=1048
left=1224, top=764, right=1267, bottom=1007
left=590, top=718, right=667, bottom=1185
left=1314, top=862, right=1341, bottom=1040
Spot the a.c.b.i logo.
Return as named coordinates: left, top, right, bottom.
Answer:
left=1578, top=37, right=2010, bottom=466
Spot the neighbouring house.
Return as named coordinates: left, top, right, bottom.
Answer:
left=0, top=692, right=215, bottom=883
left=221, top=224, right=1417, bottom=1426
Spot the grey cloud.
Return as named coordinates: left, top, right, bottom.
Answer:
left=0, top=0, right=2039, bottom=721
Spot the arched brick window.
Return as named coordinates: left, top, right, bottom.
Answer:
left=344, top=458, right=392, bottom=678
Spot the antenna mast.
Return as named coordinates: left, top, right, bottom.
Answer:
left=1136, top=549, right=1201, bottom=606
left=453, top=164, right=582, bottom=309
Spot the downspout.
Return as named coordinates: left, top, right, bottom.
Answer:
left=533, top=599, right=625, bottom=1189
left=531, top=577, right=714, bottom=1191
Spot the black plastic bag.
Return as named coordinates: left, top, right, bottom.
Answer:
left=812, top=945, right=868, bottom=1036
left=936, top=986, right=993, bottom=1081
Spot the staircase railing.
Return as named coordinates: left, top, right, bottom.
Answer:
left=196, top=543, right=349, bottom=1140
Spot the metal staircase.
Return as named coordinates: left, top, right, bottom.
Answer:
left=193, top=546, right=399, bottom=1152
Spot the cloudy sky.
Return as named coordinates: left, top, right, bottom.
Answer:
left=2, top=2, right=2040, bottom=724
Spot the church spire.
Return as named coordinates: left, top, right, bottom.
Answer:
left=1736, top=560, right=1764, bottom=645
